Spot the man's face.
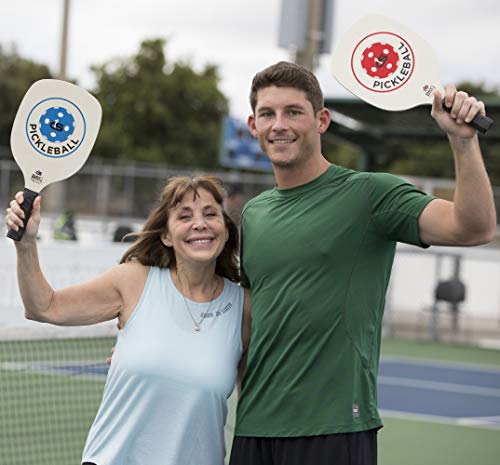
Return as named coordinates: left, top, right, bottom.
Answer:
left=248, top=86, right=329, bottom=169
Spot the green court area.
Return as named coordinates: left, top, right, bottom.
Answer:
left=0, top=336, right=116, bottom=364
left=0, top=336, right=114, bottom=465
left=0, top=371, right=105, bottom=465
left=381, top=337, right=500, bottom=368
left=1, top=335, right=498, bottom=464
left=379, top=416, right=500, bottom=465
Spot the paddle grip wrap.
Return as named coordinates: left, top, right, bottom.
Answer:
left=442, top=98, right=494, bottom=135
left=7, top=188, right=39, bottom=241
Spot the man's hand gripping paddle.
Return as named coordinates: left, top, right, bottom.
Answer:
left=7, top=79, right=102, bottom=241
left=331, top=14, right=493, bottom=134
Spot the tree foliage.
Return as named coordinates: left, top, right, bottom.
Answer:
left=91, top=39, right=229, bottom=168
left=0, top=46, right=52, bottom=148
left=455, top=81, right=500, bottom=99
left=379, top=81, right=500, bottom=179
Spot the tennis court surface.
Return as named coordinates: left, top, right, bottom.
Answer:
left=1, top=334, right=499, bottom=465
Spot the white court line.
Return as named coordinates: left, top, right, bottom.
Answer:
left=380, top=409, right=500, bottom=431
left=0, top=360, right=106, bottom=381
left=458, top=416, right=500, bottom=427
left=378, top=375, right=500, bottom=397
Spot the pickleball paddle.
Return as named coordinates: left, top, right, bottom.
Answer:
left=331, top=14, right=493, bottom=134
left=7, top=79, right=102, bottom=241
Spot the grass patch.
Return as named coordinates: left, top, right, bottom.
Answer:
left=379, top=415, right=500, bottom=465
left=381, top=337, right=500, bottom=368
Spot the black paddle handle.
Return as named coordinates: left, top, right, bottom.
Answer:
left=7, top=188, right=39, bottom=241
left=442, top=98, right=494, bottom=135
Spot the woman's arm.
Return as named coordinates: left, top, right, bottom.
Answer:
left=6, top=192, right=124, bottom=326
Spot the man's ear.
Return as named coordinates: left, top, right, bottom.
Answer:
left=317, top=108, right=331, bottom=134
left=248, top=114, right=258, bottom=138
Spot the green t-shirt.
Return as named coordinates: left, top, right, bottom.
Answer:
left=235, top=165, right=435, bottom=437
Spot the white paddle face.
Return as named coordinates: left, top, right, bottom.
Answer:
left=10, top=79, right=102, bottom=192
left=331, top=15, right=444, bottom=111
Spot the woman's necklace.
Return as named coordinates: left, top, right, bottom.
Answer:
left=176, top=271, right=220, bottom=332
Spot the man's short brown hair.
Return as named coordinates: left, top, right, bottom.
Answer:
left=250, top=61, right=324, bottom=113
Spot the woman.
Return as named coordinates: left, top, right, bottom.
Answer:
left=5, top=175, right=251, bottom=465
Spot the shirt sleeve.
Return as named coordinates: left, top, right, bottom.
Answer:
left=368, top=172, right=436, bottom=247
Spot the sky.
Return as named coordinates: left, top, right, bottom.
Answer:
left=1, top=0, right=499, bottom=119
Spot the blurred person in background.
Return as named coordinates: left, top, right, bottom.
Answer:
left=6, top=175, right=251, bottom=465
left=112, top=224, right=136, bottom=243
left=225, top=184, right=245, bottom=228
left=53, top=210, right=78, bottom=241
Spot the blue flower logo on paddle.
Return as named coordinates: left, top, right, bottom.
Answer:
left=25, top=97, right=86, bottom=158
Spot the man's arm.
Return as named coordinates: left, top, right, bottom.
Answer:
left=418, top=86, right=497, bottom=246
left=237, top=288, right=251, bottom=397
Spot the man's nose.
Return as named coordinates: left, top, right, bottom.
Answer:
left=271, top=112, right=288, bottom=132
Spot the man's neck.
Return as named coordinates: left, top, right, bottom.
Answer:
left=274, top=156, right=331, bottom=190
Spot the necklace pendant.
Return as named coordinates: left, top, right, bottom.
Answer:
left=194, top=325, right=200, bottom=332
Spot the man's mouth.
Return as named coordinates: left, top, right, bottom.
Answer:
left=269, top=138, right=297, bottom=145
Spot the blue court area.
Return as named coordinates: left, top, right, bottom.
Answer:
left=38, top=362, right=109, bottom=377
left=378, top=358, right=500, bottom=428
left=37, top=357, right=500, bottom=429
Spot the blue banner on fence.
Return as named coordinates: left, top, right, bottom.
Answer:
left=219, top=116, right=272, bottom=171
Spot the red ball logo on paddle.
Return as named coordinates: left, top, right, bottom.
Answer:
left=361, top=42, right=399, bottom=79
left=350, top=31, right=415, bottom=93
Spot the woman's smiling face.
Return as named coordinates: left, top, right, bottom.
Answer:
left=162, top=188, right=228, bottom=268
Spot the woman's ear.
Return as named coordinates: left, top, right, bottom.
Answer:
left=161, top=232, right=172, bottom=247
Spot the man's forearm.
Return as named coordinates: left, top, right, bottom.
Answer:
left=449, top=134, right=496, bottom=242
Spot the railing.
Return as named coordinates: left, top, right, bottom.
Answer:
left=1, top=239, right=499, bottom=343
left=384, top=244, right=500, bottom=344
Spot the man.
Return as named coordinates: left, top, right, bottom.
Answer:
left=229, top=61, right=496, bottom=465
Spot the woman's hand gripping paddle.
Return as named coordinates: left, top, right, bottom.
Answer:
left=7, top=79, right=102, bottom=241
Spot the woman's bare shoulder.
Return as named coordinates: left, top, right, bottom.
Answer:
left=114, top=261, right=153, bottom=325
left=111, top=260, right=151, bottom=289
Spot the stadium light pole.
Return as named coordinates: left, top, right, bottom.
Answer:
left=278, top=0, right=333, bottom=71
left=295, top=0, right=323, bottom=70
left=49, top=0, right=71, bottom=214
left=59, top=0, right=71, bottom=80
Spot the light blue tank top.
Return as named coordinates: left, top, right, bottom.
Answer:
left=82, top=267, right=243, bottom=465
